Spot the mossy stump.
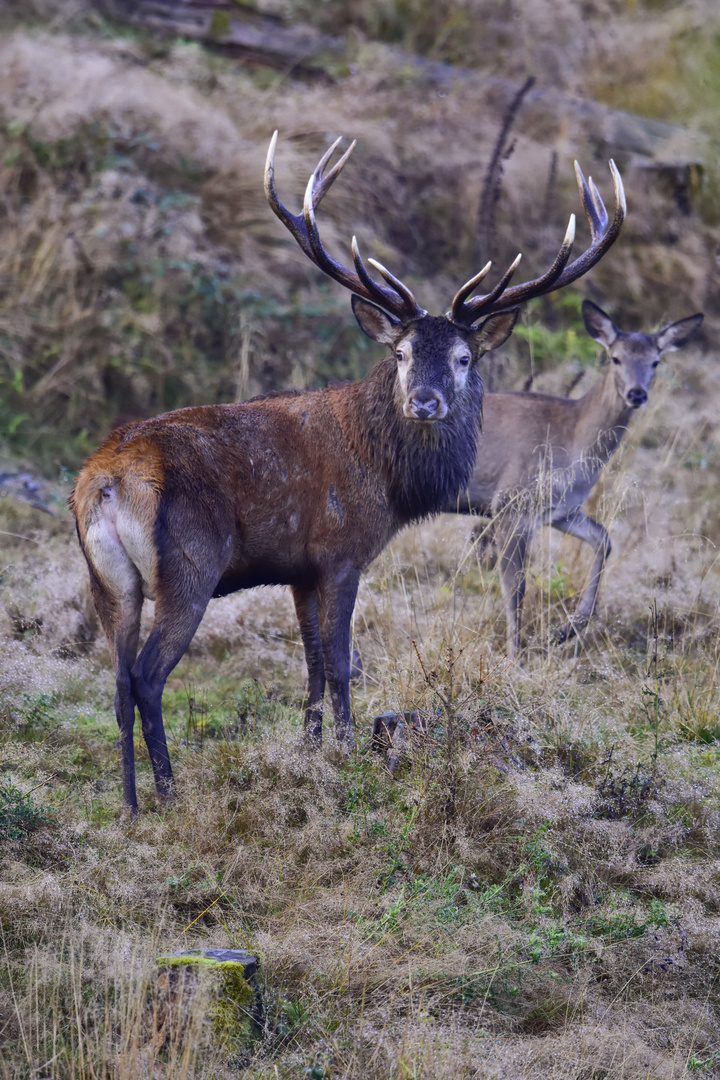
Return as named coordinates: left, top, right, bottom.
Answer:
left=150, top=948, right=261, bottom=1055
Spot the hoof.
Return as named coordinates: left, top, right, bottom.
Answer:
left=155, top=778, right=177, bottom=804
left=553, top=618, right=586, bottom=645
left=336, top=727, right=355, bottom=757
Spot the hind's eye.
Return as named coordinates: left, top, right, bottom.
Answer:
left=612, top=357, right=621, bottom=365
left=652, top=360, right=659, bottom=368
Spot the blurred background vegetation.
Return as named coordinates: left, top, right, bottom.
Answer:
left=0, top=0, right=718, bottom=468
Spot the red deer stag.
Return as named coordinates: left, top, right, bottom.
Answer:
left=71, top=132, right=625, bottom=813
left=452, top=300, right=702, bottom=658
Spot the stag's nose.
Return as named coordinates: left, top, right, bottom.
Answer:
left=627, top=387, right=647, bottom=408
left=405, top=390, right=446, bottom=421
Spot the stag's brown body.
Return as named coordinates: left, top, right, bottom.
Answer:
left=73, top=348, right=487, bottom=610
left=72, top=131, right=625, bottom=813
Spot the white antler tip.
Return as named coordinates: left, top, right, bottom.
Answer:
left=564, top=213, right=576, bottom=246
left=266, top=129, right=278, bottom=168
left=608, top=159, right=627, bottom=215
left=367, top=256, right=389, bottom=276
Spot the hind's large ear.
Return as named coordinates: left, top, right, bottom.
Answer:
left=469, top=308, right=519, bottom=355
left=352, top=295, right=402, bottom=344
left=582, top=299, right=617, bottom=347
left=655, top=313, right=704, bottom=353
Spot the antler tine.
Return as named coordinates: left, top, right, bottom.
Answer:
left=451, top=160, right=625, bottom=323
left=264, top=130, right=307, bottom=249
left=264, top=130, right=424, bottom=321
left=588, top=176, right=609, bottom=233
left=350, top=237, right=410, bottom=314
left=574, top=161, right=603, bottom=237
left=451, top=253, right=523, bottom=326
left=367, top=256, right=426, bottom=317
left=309, top=137, right=357, bottom=209
left=449, top=261, right=493, bottom=312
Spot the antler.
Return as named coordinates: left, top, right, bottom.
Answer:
left=264, top=131, right=425, bottom=322
left=451, top=160, right=626, bottom=327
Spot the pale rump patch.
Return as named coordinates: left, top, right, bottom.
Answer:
left=84, top=485, right=157, bottom=601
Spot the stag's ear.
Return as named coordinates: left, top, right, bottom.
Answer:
left=469, top=308, right=519, bottom=354
left=352, top=295, right=402, bottom=344
left=655, top=312, right=703, bottom=353
left=582, top=299, right=617, bottom=347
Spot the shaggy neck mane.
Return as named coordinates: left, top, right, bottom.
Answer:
left=347, top=357, right=483, bottom=524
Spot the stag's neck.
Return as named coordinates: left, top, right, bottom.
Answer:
left=574, top=365, right=634, bottom=467
left=342, top=357, right=483, bottom=524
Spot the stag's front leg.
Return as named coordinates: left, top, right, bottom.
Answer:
left=552, top=509, right=611, bottom=643
left=317, top=568, right=360, bottom=753
left=292, top=585, right=326, bottom=748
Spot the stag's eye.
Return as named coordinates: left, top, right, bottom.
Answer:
left=652, top=360, right=659, bottom=368
left=612, top=356, right=621, bottom=365
left=457, top=354, right=471, bottom=367
left=395, top=349, right=407, bottom=363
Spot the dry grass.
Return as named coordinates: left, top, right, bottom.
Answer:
left=2, top=2, right=720, bottom=1077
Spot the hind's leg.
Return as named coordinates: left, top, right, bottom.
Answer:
left=496, top=524, right=530, bottom=660
left=552, top=510, right=611, bottom=643
left=131, top=576, right=216, bottom=803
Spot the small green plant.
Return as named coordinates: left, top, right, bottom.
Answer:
left=583, top=897, right=670, bottom=943
left=276, top=995, right=310, bottom=1040
left=0, top=778, right=52, bottom=839
left=686, top=1048, right=720, bottom=1073
left=595, top=755, right=654, bottom=820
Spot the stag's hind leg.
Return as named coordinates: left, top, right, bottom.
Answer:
left=81, top=518, right=145, bottom=813
left=131, top=570, right=218, bottom=805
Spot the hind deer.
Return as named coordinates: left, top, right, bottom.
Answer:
left=71, top=131, right=625, bottom=813
left=451, top=299, right=703, bottom=658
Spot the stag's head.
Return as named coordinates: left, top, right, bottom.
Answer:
left=583, top=300, right=703, bottom=410
left=265, top=132, right=627, bottom=423
left=350, top=301, right=517, bottom=422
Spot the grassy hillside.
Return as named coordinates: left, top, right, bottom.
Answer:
left=1, top=2, right=720, bottom=1078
